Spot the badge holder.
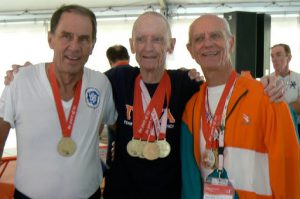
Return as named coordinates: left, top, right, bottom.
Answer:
left=204, top=169, right=236, bottom=199
left=204, top=123, right=238, bottom=198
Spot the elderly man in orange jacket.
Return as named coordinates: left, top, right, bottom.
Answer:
left=181, top=14, right=300, bottom=199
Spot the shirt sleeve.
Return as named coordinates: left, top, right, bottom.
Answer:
left=265, top=100, right=300, bottom=198
left=0, top=86, right=15, bottom=128
left=101, top=78, right=118, bottom=125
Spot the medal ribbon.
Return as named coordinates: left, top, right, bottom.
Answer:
left=49, top=63, right=82, bottom=138
left=201, top=71, right=237, bottom=149
left=140, top=75, right=171, bottom=142
left=217, top=83, right=235, bottom=170
left=141, top=86, right=158, bottom=142
left=133, top=71, right=171, bottom=142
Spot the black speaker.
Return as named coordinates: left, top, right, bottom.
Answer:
left=256, top=14, right=271, bottom=77
left=223, top=11, right=271, bottom=78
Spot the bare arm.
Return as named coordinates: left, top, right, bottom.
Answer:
left=99, top=124, right=104, bottom=136
left=99, top=123, right=117, bottom=136
left=0, top=118, right=11, bottom=162
left=289, top=97, right=300, bottom=114
left=108, top=123, right=116, bottom=131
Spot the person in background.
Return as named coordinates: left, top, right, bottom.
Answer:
left=270, top=43, right=300, bottom=135
left=106, top=45, right=130, bottom=167
left=0, top=5, right=117, bottom=198
left=105, top=44, right=131, bottom=168
left=106, top=44, right=130, bottom=68
left=181, top=14, right=300, bottom=199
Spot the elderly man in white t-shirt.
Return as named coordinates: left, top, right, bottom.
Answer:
left=271, top=43, right=300, bottom=134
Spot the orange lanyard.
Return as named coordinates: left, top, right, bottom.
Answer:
left=48, top=63, right=82, bottom=137
left=201, top=71, right=237, bottom=149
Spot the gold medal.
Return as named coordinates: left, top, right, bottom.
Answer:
left=143, top=142, right=160, bottom=160
left=202, top=149, right=216, bottom=169
left=127, top=139, right=139, bottom=157
left=157, top=139, right=171, bottom=158
left=57, top=137, right=76, bottom=157
left=137, top=140, right=147, bottom=159
left=49, top=64, right=82, bottom=158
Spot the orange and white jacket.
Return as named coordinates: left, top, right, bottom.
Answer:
left=181, top=75, right=300, bottom=199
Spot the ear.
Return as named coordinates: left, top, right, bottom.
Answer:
left=48, top=31, right=54, bottom=49
left=89, top=42, right=95, bottom=55
left=186, top=43, right=195, bottom=59
left=129, top=38, right=135, bottom=54
left=287, top=54, right=292, bottom=62
left=228, top=35, right=235, bottom=54
left=167, top=38, right=176, bottom=53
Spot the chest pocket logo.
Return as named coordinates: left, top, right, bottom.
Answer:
left=289, top=81, right=296, bottom=89
left=85, top=87, right=101, bottom=108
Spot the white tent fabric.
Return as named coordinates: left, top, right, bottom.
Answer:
left=0, top=0, right=300, bottom=22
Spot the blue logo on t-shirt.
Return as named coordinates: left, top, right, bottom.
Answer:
left=85, top=87, right=100, bottom=108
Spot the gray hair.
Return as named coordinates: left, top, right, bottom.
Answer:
left=50, top=4, right=97, bottom=43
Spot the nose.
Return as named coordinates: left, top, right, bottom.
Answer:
left=202, top=36, right=213, bottom=47
left=271, top=56, right=279, bottom=62
left=68, top=38, right=81, bottom=51
left=144, top=38, right=155, bottom=51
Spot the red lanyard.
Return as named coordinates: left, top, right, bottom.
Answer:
left=48, top=63, right=82, bottom=138
left=201, top=71, right=237, bottom=149
left=133, top=71, right=171, bottom=141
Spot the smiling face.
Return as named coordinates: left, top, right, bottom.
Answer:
left=130, top=12, right=175, bottom=74
left=187, top=15, right=234, bottom=75
left=48, top=11, right=95, bottom=75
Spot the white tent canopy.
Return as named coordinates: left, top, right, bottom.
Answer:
left=0, top=0, right=300, bottom=23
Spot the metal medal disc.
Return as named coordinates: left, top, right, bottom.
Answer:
left=143, top=142, right=160, bottom=161
left=127, top=139, right=139, bottom=157
left=202, top=149, right=215, bottom=169
left=57, top=137, right=77, bottom=157
left=138, top=140, right=147, bottom=159
left=157, top=139, right=171, bottom=158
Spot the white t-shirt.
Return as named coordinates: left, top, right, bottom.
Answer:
left=271, top=70, right=300, bottom=123
left=200, top=84, right=225, bottom=181
left=0, top=63, right=117, bottom=199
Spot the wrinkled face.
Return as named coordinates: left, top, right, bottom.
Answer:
left=48, top=12, right=95, bottom=74
left=187, top=16, right=234, bottom=72
left=271, top=46, right=291, bottom=75
left=130, top=14, right=174, bottom=72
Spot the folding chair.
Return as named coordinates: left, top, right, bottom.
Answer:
left=0, top=156, right=16, bottom=199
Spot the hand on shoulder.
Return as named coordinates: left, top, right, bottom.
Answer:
left=260, top=75, right=286, bottom=103
left=4, top=61, right=32, bottom=85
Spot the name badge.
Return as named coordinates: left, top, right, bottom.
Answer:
left=204, top=178, right=234, bottom=199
